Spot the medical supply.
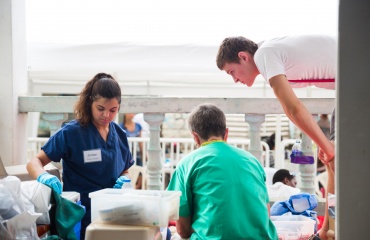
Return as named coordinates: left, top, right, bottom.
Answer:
left=121, top=178, right=133, bottom=189
left=89, top=189, right=181, bottom=227
left=272, top=215, right=315, bottom=240
left=292, top=141, right=302, bottom=157
left=113, top=176, right=131, bottom=189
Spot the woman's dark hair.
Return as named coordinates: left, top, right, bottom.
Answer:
left=74, top=73, right=121, bottom=127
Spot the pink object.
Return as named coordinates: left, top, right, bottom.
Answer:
left=288, top=79, right=335, bottom=83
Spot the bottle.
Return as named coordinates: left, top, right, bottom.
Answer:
left=292, top=140, right=302, bottom=157
left=121, top=178, right=133, bottom=189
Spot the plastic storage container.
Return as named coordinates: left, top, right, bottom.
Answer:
left=89, top=189, right=181, bottom=227
left=271, top=215, right=315, bottom=240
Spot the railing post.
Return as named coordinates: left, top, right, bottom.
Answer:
left=42, top=113, right=69, bottom=136
left=299, top=133, right=316, bottom=194
left=245, top=114, right=265, bottom=164
left=274, top=115, right=282, bottom=167
left=42, top=113, right=68, bottom=172
left=144, top=113, right=165, bottom=190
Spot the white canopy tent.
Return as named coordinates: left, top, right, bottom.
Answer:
left=27, top=41, right=335, bottom=98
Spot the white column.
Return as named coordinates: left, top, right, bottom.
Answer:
left=274, top=115, right=282, bottom=166
left=299, top=133, right=315, bottom=194
left=0, top=0, right=28, bottom=166
left=245, top=114, right=265, bottom=164
left=42, top=113, right=69, bottom=136
left=42, top=113, right=68, bottom=173
left=144, top=113, right=165, bottom=190
left=339, top=1, right=370, bottom=238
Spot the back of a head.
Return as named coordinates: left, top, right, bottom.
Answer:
left=272, top=169, right=294, bottom=184
left=216, top=36, right=258, bottom=70
left=188, top=103, right=226, bottom=140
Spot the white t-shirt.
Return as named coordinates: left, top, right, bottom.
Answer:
left=267, top=182, right=301, bottom=200
left=254, top=35, right=336, bottom=90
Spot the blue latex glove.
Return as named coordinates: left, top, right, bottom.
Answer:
left=37, top=172, right=62, bottom=194
left=113, top=176, right=130, bottom=189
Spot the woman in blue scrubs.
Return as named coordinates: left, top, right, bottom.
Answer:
left=27, top=73, right=134, bottom=239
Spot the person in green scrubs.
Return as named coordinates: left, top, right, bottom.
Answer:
left=167, top=103, right=278, bottom=240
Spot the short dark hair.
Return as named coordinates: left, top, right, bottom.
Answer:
left=74, top=73, right=121, bottom=127
left=216, top=36, right=258, bottom=70
left=272, top=169, right=295, bottom=184
left=188, top=103, right=226, bottom=141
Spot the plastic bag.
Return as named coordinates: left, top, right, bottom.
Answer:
left=271, top=193, right=318, bottom=215
left=21, top=180, right=51, bottom=224
left=0, top=184, right=21, bottom=219
left=0, top=176, right=43, bottom=239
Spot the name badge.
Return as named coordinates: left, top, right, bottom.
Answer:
left=83, top=149, right=102, bottom=163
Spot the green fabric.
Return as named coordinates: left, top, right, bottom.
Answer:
left=167, top=142, right=278, bottom=240
left=47, top=188, right=85, bottom=240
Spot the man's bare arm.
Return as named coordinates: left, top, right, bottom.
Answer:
left=270, top=75, right=334, bottom=161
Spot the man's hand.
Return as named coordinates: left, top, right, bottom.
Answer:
left=318, top=228, right=335, bottom=240
left=318, top=148, right=335, bottom=172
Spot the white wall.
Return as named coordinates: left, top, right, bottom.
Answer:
left=0, top=0, right=28, bottom=166
left=337, top=0, right=370, bottom=238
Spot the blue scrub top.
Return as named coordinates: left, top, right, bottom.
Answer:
left=42, top=120, right=134, bottom=195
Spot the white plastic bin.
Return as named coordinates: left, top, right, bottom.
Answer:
left=61, top=191, right=80, bottom=202
left=271, top=215, right=315, bottom=240
left=89, top=189, right=181, bottom=227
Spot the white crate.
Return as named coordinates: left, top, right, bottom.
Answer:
left=89, top=189, right=181, bottom=227
left=271, top=215, right=315, bottom=240
left=61, top=191, right=80, bottom=202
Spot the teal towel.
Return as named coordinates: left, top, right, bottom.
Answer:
left=44, top=188, right=85, bottom=240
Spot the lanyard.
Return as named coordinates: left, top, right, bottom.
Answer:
left=201, top=140, right=225, bottom=147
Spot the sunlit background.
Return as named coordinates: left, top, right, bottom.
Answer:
left=26, top=0, right=338, bottom=45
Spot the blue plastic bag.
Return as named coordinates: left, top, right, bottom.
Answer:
left=271, top=193, right=317, bottom=215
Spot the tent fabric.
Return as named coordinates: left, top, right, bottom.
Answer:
left=27, top=42, right=227, bottom=83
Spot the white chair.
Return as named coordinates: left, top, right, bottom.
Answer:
left=314, top=171, right=328, bottom=198
left=264, top=167, right=278, bottom=186
left=128, top=165, right=147, bottom=189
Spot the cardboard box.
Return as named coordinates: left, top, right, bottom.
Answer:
left=85, top=222, right=159, bottom=240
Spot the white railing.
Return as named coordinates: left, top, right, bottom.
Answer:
left=27, top=137, right=271, bottom=190
left=19, top=96, right=335, bottom=192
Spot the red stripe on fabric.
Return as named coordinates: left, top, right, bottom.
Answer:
left=288, top=79, right=335, bottom=83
